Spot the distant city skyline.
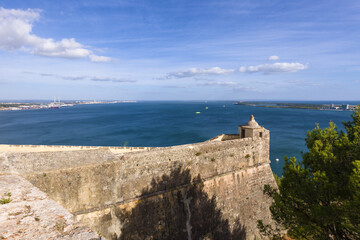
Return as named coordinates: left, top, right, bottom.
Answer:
left=0, top=1, right=359, bottom=100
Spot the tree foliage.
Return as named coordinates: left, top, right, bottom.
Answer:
left=259, top=107, right=360, bottom=240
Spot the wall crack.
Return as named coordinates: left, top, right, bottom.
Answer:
left=182, top=193, right=193, bottom=240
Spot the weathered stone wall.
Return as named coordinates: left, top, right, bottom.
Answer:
left=73, top=162, right=275, bottom=240
left=0, top=125, right=276, bottom=240
left=5, top=128, right=275, bottom=239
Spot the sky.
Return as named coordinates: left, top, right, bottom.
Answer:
left=0, top=0, right=359, bottom=101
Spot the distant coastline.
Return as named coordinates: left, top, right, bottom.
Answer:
left=0, top=100, right=136, bottom=111
left=234, top=101, right=358, bottom=111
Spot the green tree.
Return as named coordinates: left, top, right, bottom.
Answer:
left=259, top=107, right=360, bottom=240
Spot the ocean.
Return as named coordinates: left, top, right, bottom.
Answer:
left=0, top=101, right=356, bottom=176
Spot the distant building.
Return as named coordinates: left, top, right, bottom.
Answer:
left=348, top=105, right=358, bottom=111
left=322, top=103, right=357, bottom=111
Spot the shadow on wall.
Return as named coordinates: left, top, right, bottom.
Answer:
left=115, top=165, right=246, bottom=240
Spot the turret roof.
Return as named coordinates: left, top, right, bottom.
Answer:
left=244, top=115, right=260, bottom=128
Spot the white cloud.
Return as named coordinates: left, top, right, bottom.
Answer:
left=0, top=7, right=111, bottom=62
left=89, top=55, right=112, bottom=63
left=268, top=55, right=279, bottom=61
left=233, top=86, right=259, bottom=92
left=239, top=62, right=308, bottom=74
left=90, top=77, right=136, bottom=83
left=198, top=81, right=238, bottom=87
left=198, top=81, right=259, bottom=92
left=286, top=79, right=322, bottom=87
left=165, top=67, right=235, bottom=79
left=24, top=71, right=135, bottom=83
left=164, top=85, right=190, bottom=89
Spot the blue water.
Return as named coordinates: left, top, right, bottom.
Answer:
left=0, top=101, right=356, bottom=176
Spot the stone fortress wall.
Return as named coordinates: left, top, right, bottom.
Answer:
left=0, top=144, right=156, bottom=153
left=0, top=116, right=277, bottom=240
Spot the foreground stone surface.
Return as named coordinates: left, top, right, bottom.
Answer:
left=0, top=175, right=104, bottom=240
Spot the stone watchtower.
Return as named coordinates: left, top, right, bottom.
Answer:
left=238, top=115, right=265, bottom=139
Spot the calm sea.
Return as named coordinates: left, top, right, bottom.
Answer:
left=0, top=101, right=357, bottom=176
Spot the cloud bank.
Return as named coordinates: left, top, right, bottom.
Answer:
left=196, top=81, right=258, bottom=92
left=239, top=62, right=308, bottom=74
left=25, top=71, right=135, bottom=83
left=197, top=81, right=238, bottom=87
left=0, top=7, right=111, bottom=62
left=163, top=60, right=307, bottom=79
left=165, top=67, right=235, bottom=79
left=90, top=77, right=136, bottom=83
left=286, top=79, right=322, bottom=87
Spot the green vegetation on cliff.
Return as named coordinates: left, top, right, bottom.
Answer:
left=259, top=107, right=360, bottom=239
left=234, top=101, right=322, bottom=110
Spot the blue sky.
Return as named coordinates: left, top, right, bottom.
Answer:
left=0, top=0, right=359, bottom=100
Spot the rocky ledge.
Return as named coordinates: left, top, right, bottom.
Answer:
left=0, top=175, right=105, bottom=240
